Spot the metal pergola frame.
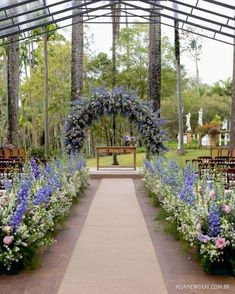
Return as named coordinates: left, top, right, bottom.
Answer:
left=0, top=0, right=234, bottom=45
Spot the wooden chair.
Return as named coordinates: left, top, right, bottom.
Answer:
left=230, top=148, right=235, bottom=158
left=220, top=147, right=229, bottom=157
left=215, top=156, right=229, bottom=162
left=224, top=168, right=235, bottom=189
left=18, top=147, right=26, bottom=161
left=0, top=147, right=4, bottom=158
left=197, top=156, right=212, bottom=163
left=210, top=148, right=220, bottom=159
left=10, top=147, right=19, bottom=159
left=3, top=147, right=11, bottom=159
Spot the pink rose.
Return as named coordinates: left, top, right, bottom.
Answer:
left=222, top=204, right=231, bottom=214
left=209, top=190, right=216, bottom=199
left=215, top=237, right=227, bottom=250
left=3, top=235, right=14, bottom=246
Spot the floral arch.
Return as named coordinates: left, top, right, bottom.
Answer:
left=65, top=88, right=166, bottom=155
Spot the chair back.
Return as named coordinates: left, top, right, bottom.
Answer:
left=0, top=147, right=4, bottom=158
left=3, top=147, right=11, bottom=159
left=210, top=148, right=220, bottom=159
left=18, top=147, right=26, bottom=160
left=220, top=148, right=229, bottom=157
left=11, top=147, right=19, bottom=158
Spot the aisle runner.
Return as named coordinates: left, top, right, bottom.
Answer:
left=57, top=178, right=168, bottom=294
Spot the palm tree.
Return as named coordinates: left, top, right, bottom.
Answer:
left=7, top=34, right=20, bottom=146
left=149, top=3, right=161, bottom=113
left=71, top=0, right=83, bottom=101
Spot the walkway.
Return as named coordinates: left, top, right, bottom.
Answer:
left=57, top=178, right=167, bottom=294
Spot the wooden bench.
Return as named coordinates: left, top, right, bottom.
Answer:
left=96, top=146, right=136, bottom=170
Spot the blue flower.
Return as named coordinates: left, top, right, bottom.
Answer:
left=179, top=164, right=196, bottom=205
left=4, top=179, right=13, bottom=191
left=144, top=160, right=154, bottom=173
left=207, top=204, right=221, bottom=237
left=48, top=174, right=61, bottom=190
left=30, top=158, right=41, bottom=179
left=33, top=186, right=52, bottom=205
left=11, top=180, right=31, bottom=229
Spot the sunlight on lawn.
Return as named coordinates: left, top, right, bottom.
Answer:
left=86, top=149, right=210, bottom=167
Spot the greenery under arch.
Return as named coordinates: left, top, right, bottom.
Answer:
left=65, top=88, right=166, bottom=155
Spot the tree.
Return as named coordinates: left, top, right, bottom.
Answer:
left=44, top=27, right=49, bottom=158
left=181, top=28, right=203, bottom=97
left=7, top=35, right=19, bottom=146
left=111, top=1, right=121, bottom=165
left=149, top=3, right=161, bottom=113
left=174, top=16, right=185, bottom=154
left=209, top=78, right=232, bottom=97
left=71, top=0, right=84, bottom=101
left=230, top=43, right=235, bottom=148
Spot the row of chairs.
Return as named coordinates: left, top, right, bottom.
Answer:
left=210, top=147, right=235, bottom=159
left=186, top=156, right=235, bottom=189
left=0, top=147, right=26, bottom=161
left=0, top=147, right=26, bottom=179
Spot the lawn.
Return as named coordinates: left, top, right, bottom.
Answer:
left=86, top=148, right=210, bottom=168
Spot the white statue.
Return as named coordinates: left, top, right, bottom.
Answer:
left=198, top=108, right=203, bottom=126
left=186, top=112, right=191, bottom=131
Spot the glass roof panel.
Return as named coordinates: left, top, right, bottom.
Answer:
left=0, top=0, right=233, bottom=45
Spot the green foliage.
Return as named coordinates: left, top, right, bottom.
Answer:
left=162, top=90, right=231, bottom=137
left=210, top=114, right=223, bottom=126
left=28, top=147, right=45, bottom=159
left=136, top=146, right=146, bottom=153
left=184, top=138, right=199, bottom=149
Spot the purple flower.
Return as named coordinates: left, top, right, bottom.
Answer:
left=33, top=186, right=52, bottom=205
left=179, top=165, right=196, bottom=205
left=45, top=163, right=52, bottom=175
left=48, top=174, right=61, bottom=190
left=144, top=160, right=154, bottom=173
left=208, top=204, right=221, bottom=237
left=197, top=233, right=211, bottom=243
left=30, top=158, right=41, bottom=179
left=11, top=180, right=31, bottom=229
left=4, top=179, right=13, bottom=191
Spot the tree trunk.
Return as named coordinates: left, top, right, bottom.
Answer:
left=44, top=27, right=49, bottom=158
left=29, top=33, right=38, bottom=148
left=175, top=20, right=185, bottom=155
left=195, top=57, right=200, bottom=97
left=71, top=0, right=83, bottom=101
left=111, top=2, right=121, bottom=165
left=230, top=42, right=235, bottom=148
left=149, top=4, right=161, bottom=114
left=7, top=34, right=19, bottom=146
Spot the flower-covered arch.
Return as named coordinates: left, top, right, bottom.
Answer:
left=65, top=88, right=166, bottom=155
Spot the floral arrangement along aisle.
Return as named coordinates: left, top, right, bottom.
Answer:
left=144, top=157, right=235, bottom=276
left=0, top=155, right=88, bottom=274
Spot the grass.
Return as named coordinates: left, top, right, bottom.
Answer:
left=86, top=148, right=210, bottom=168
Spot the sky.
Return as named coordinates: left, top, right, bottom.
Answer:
left=86, top=23, right=233, bottom=86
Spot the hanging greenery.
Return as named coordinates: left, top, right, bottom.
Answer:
left=65, top=87, right=167, bottom=155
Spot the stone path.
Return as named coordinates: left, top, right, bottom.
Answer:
left=57, top=178, right=167, bottom=294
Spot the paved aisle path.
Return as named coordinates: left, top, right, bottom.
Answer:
left=58, top=178, right=167, bottom=294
